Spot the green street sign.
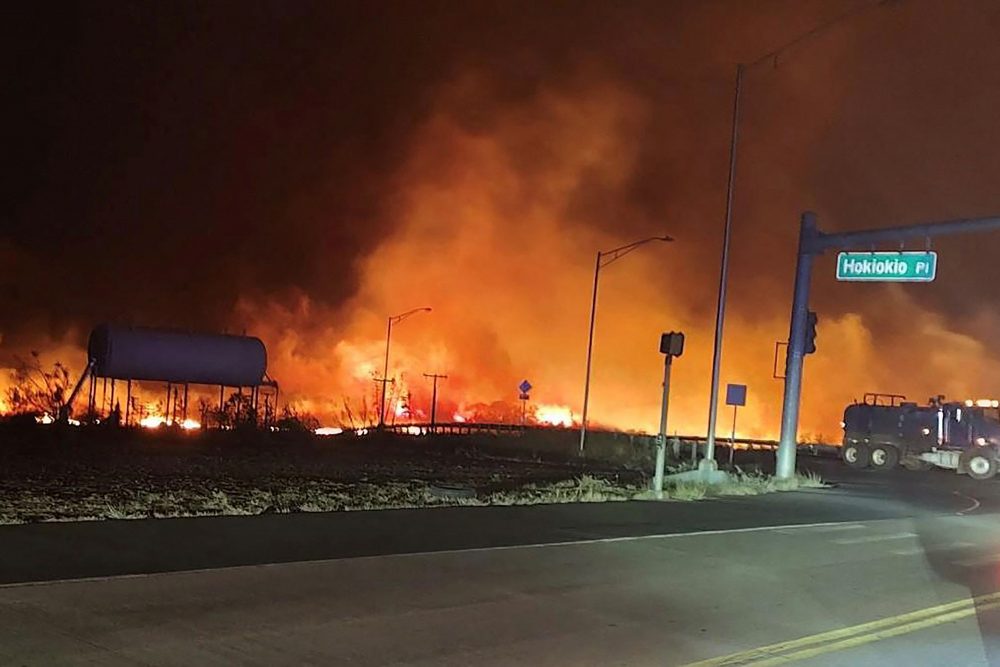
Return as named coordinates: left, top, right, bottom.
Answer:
left=836, top=251, right=937, bottom=282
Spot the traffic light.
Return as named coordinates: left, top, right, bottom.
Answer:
left=659, top=331, right=685, bottom=357
left=805, top=311, right=818, bottom=355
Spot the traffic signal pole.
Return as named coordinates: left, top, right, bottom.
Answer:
left=775, top=212, right=1000, bottom=479
left=775, top=213, right=818, bottom=479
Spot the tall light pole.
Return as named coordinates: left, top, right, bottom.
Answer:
left=703, top=63, right=743, bottom=471
left=702, top=0, right=890, bottom=473
left=378, top=307, right=431, bottom=429
left=579, top=235, right=673, bottom=454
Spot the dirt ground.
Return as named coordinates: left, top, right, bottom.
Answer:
left=0, top=424, right=649, bottom=523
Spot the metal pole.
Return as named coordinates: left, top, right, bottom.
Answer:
left=776, top=212, right=818, bottom=479
left=165, top=383, right=171, bottom=425
left=125, top=379, right=132, bottom=426
left=579, top=252, right=601, bottom=453
left=109, top=379, right=115, bottom=417
left=652, top=354, right=673, bottom=499
left=704, top=63, right=743, bottom=472
left=729, top=404, right=738, bottom=467
left=430, top=379, right=438, bottom=430
left=422, top=373, right=446, bottom=432
left=183, top=383, right=189, bottom=422
left=379, top=317, right=392, bottom=429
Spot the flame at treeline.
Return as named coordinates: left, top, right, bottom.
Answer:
left=6, top=67, right=1000, bottom=441
left=3, top=3, right=1000, bottom=441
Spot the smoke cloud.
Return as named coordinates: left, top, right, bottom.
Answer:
left=3, top=0, right=1000, bottom=437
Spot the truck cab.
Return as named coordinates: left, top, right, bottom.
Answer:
left=842, top=394, right=1000, bottom=479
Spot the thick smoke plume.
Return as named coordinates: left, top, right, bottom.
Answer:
left=3, top=1, right=1000, bottom=438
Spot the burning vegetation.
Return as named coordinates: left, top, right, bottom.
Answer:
left=4, top=2, right=1000, bottom=441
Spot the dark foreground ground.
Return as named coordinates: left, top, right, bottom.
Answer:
left=0, top=425, right=652, bottom=521
left=5, top=454, right=1000, bottom=665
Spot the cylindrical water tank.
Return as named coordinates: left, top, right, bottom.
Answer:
left=88, top=324, right=267, bottom=387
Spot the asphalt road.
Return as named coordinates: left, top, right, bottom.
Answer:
left=5, top=457, right=1000, bottom=665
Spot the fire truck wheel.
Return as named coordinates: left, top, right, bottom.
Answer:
left=962, top=447, right=998, bottom=481
left=842, top=443, right=870, bottom=468
left=869, top=445, right=900, bottom=470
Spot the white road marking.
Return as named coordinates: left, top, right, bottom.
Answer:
left=834, top=532, right=918, bottom=545
left=893, top=541, right=978, bottom=557
left=0, top=519, right=875, bottom=590
left=954, top=553, right=1000, bottom=568
left=807, top=523, right=867, bottom=533
left=892, top=546, right=929, bottom=556
left=955, top=491, right=982, bottom=516
left=776, top=523, right=866, bottom=535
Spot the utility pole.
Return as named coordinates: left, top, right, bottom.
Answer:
left=423, top=373, right=447, bottom=432
left=776, top=212, right=1000, bottom=479
left=703, top=0, right=896, bottom=474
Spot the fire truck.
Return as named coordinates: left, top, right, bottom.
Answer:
left=841, top=393, right=1000, bottom=480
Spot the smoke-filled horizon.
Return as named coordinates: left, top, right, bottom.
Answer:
left=3, top=0, right=1000, bottom=437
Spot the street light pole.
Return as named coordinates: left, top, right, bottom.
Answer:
left=378, top=307, right=431, bottom=429
left=379, top=317, right=393, bottom=428
left=703, top=63, right=743, bottom=472
left=578, top=235, right=673, bottom=454
left=702, top=1, right=891, bottom=474
left=578, top=252, right=602, bottom=453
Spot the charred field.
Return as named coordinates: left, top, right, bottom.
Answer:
left=0, top=423, right=652, bottom=523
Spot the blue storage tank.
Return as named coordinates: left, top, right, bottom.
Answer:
left=87, top=324, right=267, bottom=387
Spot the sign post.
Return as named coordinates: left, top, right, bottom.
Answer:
left=725, top=383, right=747, bottom=467
left=653, top=332, right=684, bottom=499
left=518, top=380, right=532, bottom=426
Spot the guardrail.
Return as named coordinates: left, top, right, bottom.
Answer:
left=373, top=422, right=839, bottom=454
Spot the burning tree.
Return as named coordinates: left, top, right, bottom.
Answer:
left=4, top=352, right=72, bottom=417
left=275, top=405, right=320, bottom=432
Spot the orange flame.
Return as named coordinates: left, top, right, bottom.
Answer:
left=535, top=404, right=575, bottom=427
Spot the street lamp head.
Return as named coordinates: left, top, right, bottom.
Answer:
left=658, top=235, right=675, bottom=242
left=390, top=306, right=433, bottom=324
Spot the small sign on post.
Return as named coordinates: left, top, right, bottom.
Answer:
left=726, top=383, right=747, bottom=407
left=836, top=251, right=937, bottom=282
left=725, top=383, right=747, bottom=466
left=518, top=380, right=531, bottom=425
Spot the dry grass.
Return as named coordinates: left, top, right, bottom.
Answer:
left=663, top=470, right=828, bottom=501
left=0, top=471, right=827, bottom=523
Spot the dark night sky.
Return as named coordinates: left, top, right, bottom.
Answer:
left=4, top=0, right=1000, bottom=430
left=4, top=1, right=461, bottom=338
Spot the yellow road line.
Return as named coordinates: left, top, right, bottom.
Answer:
left=750, top=600, right=1000, bottom=666
left=683, top=591, right=1000, bottom=666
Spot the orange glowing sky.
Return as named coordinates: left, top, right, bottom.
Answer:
left=4, top=2, right=1000, bottom=440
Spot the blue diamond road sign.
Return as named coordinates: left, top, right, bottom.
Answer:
left=518, top=380, right=532, bottom=394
